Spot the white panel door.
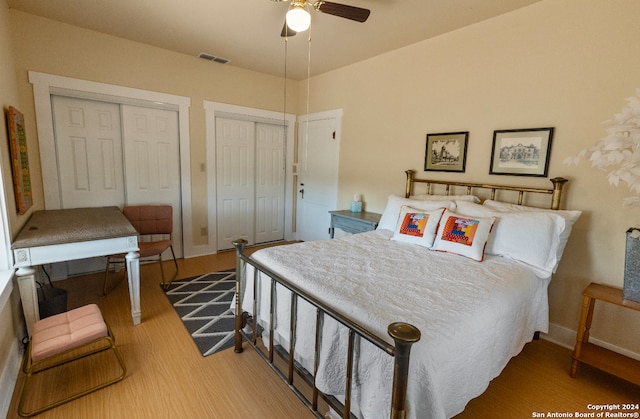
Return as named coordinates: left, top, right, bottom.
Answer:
left=121, top=105, right=183, bottom=258
left=296, top=114, right=341, bottom=242
left=52, top=96, right=125, bottom=208
left=216, top=118, right=256, bottom=249
left=51, top=96, right=126, bottom=276
left=255, top=123, right=286, bottom=243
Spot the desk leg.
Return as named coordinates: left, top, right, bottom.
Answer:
left=125, top=251, right=141, bottom=325
left=571, top=294, right=594, bottom=377
left=16, top=266, right=38, bottom=336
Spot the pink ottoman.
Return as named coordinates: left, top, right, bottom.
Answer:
left=18, top=304, right=126, bottom=417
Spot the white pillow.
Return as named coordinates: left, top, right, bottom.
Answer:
left=411, top=194, right=480, bottom=203
left=432, top=209, right=495, bottom=261
left=482, top=200, right=581, bottom=273
left=377, top=195, right=455, bottom=231
left=455, top=201, right=565, bottom=275
left=391, top=206, right=445, bottom=248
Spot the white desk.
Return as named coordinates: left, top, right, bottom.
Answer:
left=12, top=207, right=140, bottom=335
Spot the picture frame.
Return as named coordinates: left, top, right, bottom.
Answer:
left=489, top=127, right=554, bottom=177
left=6, top=106, right=33, bottom=214
left=424, top=131, right=469, bottom=172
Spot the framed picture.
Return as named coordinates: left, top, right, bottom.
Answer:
left=6, top=106, right=33, bottom=214
left=489, top=127, right=554, bottom=177
left=424, top=131, right=469, bottom=172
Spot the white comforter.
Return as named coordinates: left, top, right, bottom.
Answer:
left=239, top=230, right=551, bottom=418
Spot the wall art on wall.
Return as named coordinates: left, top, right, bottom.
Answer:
left=6, top=106, right=33, bottom=214
left=424, top=131, right=469, bottom=172
left=489, top=127, right=554, bottom=177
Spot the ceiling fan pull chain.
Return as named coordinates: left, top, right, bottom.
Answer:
left=283, top=36, right=288, bottom=129
left=304, top=26, right=312, bottom=148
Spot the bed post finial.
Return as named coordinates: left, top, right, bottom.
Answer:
left=549, top=177, right=568, bottom=210
left=405, top=170, right=415, bottom=198
left=388, top=322, right=421, bottom=419
left=233, top=239, right=248, bottom=353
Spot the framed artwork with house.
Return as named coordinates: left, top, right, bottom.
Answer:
left=490, top=127, right=554, bottom=177
left=424, top=131, right=469, bottom=172
left=6, top=106, right=33, bottom=214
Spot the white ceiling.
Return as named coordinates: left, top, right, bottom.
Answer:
left=7, top=0, right=544, bottom=80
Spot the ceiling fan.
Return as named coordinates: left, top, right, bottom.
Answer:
left=273, top=0, right=371, bottom=37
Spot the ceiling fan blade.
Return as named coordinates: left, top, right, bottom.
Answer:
left=281, top=22, right=297, bottom=37
left=316, top=1, right=370, bottom=22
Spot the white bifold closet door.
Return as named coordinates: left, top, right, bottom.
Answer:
left=53, top=98, right=126, bottom=208
left=51, top=95, right=182, bottom=275
left=215, top=117, right=285, bottom=250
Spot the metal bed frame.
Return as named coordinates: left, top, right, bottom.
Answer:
left=233, top=170, right=568, bottom=419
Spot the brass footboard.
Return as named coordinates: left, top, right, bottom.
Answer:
left=233, top=239, right=421, bottom=419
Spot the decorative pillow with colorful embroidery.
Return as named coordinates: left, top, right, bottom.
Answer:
left=391, top=206, right=445, bottom=248
left=377, top=195, right=456, bottom=231
left=433, top=210, right=496, bottom=261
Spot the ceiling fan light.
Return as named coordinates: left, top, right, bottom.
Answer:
left=286, top=6, right=311, bottom=32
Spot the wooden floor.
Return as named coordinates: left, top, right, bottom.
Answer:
left=8, top=245, right=640, bottom=418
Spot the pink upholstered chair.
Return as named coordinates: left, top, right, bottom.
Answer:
left=18, top=304, right=126, bottom=417
left=103, top=205, right=178, bottom=293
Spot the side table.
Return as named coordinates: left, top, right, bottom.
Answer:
left=329, top=210, right=381, bottom=239
left=570, top=282, right=640, bottom=385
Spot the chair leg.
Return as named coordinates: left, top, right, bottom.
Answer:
left=104, top=258, right=126, bottom=295
left=159, top=246, right=179, bottom=290
left=103, top=257, right=111, bottom=296
left=170, top=245, right=178, bottom=271
left=169, top=245, right=179, bottom=285
left=159, top=254, right=167, bottom=289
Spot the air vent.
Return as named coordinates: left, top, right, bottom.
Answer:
left=198, top=52, right=230, bottom=64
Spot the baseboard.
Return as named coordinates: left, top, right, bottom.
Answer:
left=184, top=244, right=217, bottom=259
left=0, top=338, right=23, bottom=418
left=542, top=322, right=640, bottom=361
left=541, top=322, right=576, bottom=350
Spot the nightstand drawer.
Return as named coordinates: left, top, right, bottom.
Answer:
left=332, top=217, right=373, bottom=234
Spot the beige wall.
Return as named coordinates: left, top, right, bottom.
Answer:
left=0, top=0, right=28, bottom=402
left=302, top=0, right=640, bottom=352
left=3, top=0, right=639, bottom=359
left=7, top=9, right=299, bottom=247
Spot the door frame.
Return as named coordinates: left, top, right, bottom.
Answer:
left=204, top=101, right=296, bottom=254
left=29, top=71, right=195, bottom=257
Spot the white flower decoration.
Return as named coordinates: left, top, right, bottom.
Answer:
left=564, top=88, right=640, bottom=207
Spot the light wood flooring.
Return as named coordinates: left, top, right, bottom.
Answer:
left=7, top=245, right=640, bottom=418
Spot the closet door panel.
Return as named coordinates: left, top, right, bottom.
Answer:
left=52, top=96, right=125, bottom=208
left=215, top=117, right=256, bottom=249
left=122, top=105, right=183, bottom=258
left=255, top=122, right=285, bottom=244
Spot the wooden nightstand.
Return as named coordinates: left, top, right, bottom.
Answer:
left=329, top=210, right=381, bottom=239
left=570, top=282, right=640, bottom=385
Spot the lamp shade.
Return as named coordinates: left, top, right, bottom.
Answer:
left=286, top=6, right=311, bottom=32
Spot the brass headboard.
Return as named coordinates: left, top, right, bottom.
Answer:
left=405, top=170, right=568, bottom=210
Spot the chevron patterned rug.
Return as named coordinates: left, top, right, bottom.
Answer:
left=163, top=270, right=236, bottom=357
